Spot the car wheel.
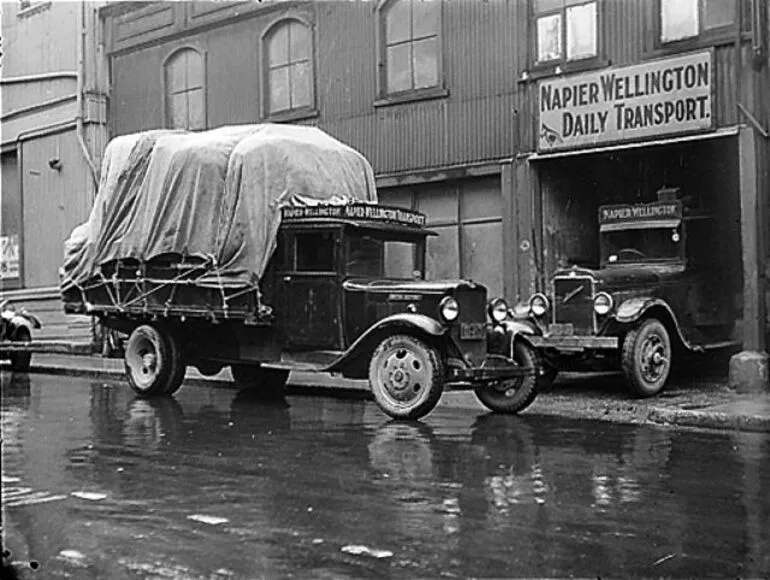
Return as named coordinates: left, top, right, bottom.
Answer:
left=125, top=324, right=186, bottom=397
left=621, top=318, right=672, bottom=397
left=368, top=334, right=444, bottom=420
left=474, top=340, right=540, bottom=414
left=9, top=327, right=32, bottom=372
left=231, top=364, right=289, bottom=400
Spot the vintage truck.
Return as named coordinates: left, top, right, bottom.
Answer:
left=513, top=192, right=740, bottom=397
left=61, top=124, right=540, bottom=420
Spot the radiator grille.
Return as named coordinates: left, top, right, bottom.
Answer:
left=553, top=277, right=594, bottom=335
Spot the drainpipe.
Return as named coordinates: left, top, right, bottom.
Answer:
left=77, top=0, right=99, bottom=188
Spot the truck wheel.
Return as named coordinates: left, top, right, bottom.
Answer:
left=125, top=324, right=186, bottom=397
left=231, top=364, right=289, bottom=400
left=474, top=340, right=539, bottom=414
left=621, top=318, right=671, bottom=397
left=368, top=334, right=444, bottom=420
left=9, top=327, right=32, bottom=372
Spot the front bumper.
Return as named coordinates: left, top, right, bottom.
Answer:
left=528, top=335, right=618, bottom=351
left=446, top=354, right=535, bottom=385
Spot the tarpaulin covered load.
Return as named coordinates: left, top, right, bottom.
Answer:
left=61, top=123, right=377, bottom=299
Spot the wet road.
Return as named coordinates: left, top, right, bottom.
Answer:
left=2, top=372, right=769, bottom=579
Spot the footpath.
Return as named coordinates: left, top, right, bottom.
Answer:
left=9, top=352, right=769, bottom=433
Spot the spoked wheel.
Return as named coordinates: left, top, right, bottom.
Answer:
left=125, top=324, right=186, bottom=397
left=368, top=334, right=444, bottom=420
left=474, top=340, right=540, bottom=414
left=231, top=364, right=289, bottom=400
left=622, top=318, right=672, bottom=397
left=9, top=327, right=32, bottom=372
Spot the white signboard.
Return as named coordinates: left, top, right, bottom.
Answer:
left=538, top=50, right=713, bottom=152
left=0, top=235, right=20, bottom=280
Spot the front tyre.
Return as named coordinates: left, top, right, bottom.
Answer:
left=368, top=334, right=444, bottom=420
left=474, top=340, right=539, bottom=414
left=621, top=318, right=671, bottom=397
left=125, top=324, right=186, bottom=397
left=9, top=327, right=32, bottom=372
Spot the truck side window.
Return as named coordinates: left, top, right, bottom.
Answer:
left=295, top=232, right=335, bottom=272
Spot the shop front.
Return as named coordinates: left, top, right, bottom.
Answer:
left=512, top=49, right=767, bottom=388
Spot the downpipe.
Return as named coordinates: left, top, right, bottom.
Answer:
left=77, top=0, right=99, bottom=189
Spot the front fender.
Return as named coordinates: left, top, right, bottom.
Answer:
left=326, top=313, right=447, bottom=373
left=499, top=319, right=540, bottom=338
left=8, top=316, right=34, bottom=338
left=614, top=297, right=674, bottom=324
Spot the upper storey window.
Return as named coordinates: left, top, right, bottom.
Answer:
left=264, top=19, right=314, bottom=116
left=381, top=0, right=441, bottom=95
left=535, top=0, right=598, bottom=64
left=164, top=48, right=206, bottom=130
left=660, top=0, right=736, bottom=43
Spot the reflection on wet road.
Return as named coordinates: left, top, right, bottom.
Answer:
left=2, top=372, right=769, bottom=579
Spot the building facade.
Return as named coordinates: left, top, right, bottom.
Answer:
left=1, top=0, right=108, bottom=341
left=3, top=0, right=767, bottom=377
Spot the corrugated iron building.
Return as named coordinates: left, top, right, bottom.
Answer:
left=1, top=0, right=108, bottom=342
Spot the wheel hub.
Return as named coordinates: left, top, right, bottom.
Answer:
left=381, top=348, right=426, bottom=403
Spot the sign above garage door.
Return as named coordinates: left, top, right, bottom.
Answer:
left=538, top=50, right=714, bottom=153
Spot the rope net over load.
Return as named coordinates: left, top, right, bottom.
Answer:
left=60, top=124, right=377, bottom=322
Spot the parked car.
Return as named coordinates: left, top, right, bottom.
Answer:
left=0, top=299, right=42, bottom=372
left=514, top=195, right=739, bottom=397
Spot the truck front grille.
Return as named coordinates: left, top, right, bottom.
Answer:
left=553, top=277, right=595, bottom=335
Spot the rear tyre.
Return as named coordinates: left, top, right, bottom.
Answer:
left=231, top=364, right=289, bottom=400
left=368, top=334, right=444, bottom=420
left=9, top=327, right=32, bottom=372
left=125, top=324, right=186, bottom=397
left=474, top=340, right=540, bottom=414
left=621, top=318, right=671, bottom=397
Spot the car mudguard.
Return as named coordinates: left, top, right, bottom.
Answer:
left=8, top=316, right=34, bottom=338
left=325, top=313, right=447, bottom=373
left=613, top=297, right=698, bottom=351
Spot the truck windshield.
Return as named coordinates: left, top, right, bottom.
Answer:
left=346, top=234, right=422, bottom=279
left=601, top=225, right=682, bottom=265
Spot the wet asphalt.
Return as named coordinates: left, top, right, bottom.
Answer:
left=1, top=372, right=769, bottom=579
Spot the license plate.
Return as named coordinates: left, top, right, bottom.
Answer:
left=460, top=322, right=485, bottom=340
left=548, top=323, right=574, bottom=336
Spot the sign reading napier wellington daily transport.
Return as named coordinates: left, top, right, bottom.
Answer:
left=538, top=50, right=713, bottom=152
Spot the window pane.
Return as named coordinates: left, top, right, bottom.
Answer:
left=566, top=2, right=597, bottom=60
left=289, top=21, right=310, bottom=61
left=296, top=232, right=335, bottom=272
left=166, top=56, right=186, bottom=92
left=386, top=44, right=412, bottom=93
left=462, top=222, right=503, bottom=299
left=268, top=24, right=289, bottom=66
left=290, top=61, right=312, bottom=109
left=187, top=88, right=205, bottom=130
left=269, top=67, right=290, bottom=113
left=426, top=225, right=459, bottom=280
left=384, top=241, right=417, bottom=279
left=386, top=0, right=411, bottom=45
left=169, top=93, right=188, bottom=129
left=537, top=14, right=562, bottom=61
left=186, top=50, right=204, bottom=88
left=413, top=0, right=440, bottom=38
left=661, top=0, right=698, bottom=42
left=412, top=37, right=438, bottom=89
left=704, top=0, right=735, bottom=29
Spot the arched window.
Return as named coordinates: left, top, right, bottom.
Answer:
left=380, top=0, right=441, bottom=95
left=164, top=47, right=206, bottom=130
left=263, top=19, right=314, bottom=116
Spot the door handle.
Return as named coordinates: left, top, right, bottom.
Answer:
left=283, top=276, right=292, bottom=283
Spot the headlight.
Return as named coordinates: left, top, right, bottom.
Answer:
left=528, top=293, right=549, bottom=317
left=487, top=298, right=509, bottom=323
left=439, top=296, right=460, bottom=322
left=593, top=292, right=613, bottom=315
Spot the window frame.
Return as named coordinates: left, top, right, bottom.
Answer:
left=649, top=0, right=748, bottom=56
left=162, top=45, right=207, bottom=131
left=531, top=0, right=602, bottom=71
left=260, top=16, right=319, bottom=123
left=374, top=0, right=448, bottom=107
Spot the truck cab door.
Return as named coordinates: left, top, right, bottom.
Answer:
left=278, top=229, right=342, bottom=350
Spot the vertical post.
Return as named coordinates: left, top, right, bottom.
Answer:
left=501, top=161, right=515, bottom=304
left=729, top=126, right=769, bottom=392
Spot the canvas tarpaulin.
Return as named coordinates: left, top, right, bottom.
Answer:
left=61, top=124, right=377, bottom=297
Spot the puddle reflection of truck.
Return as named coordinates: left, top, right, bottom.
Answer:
left=62, top=125, right=542, bottom=420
